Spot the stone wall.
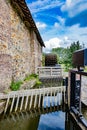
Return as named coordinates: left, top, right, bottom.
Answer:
left=10, top=2, right=42, bottom=81
left=33, top=32, right=42, bottom=73
left=0, top=0, right=42, bottom=91
left=0, top=54, right=12, bottom=92
left=0, top=0, right=11, bottom=54
left=10, top=4, right=31, bottom=81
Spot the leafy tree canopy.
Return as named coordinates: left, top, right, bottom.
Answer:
left=51, top=41, right=82, bottom=71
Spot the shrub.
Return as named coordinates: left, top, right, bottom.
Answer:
left=24, top=74, right=38, bottom=81
left=35, top=80, right=42, bottom=86
left=10, top=81, right=23, bottom=91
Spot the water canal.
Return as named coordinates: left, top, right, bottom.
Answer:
left=0, top=78, right=87, bottom=130
left=0, top=109, right=65, bottom=130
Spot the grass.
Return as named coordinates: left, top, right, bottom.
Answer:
left=10, top=81, right=23, bottom=91
left=34, top=79, right=42, bottom=88
left=24, top=74, right=42, bottom=88
left=10, top=73, right=42, bottom=91
left=24, top=74, right=38, bottom=81
left=84, top=66, right=87, bottom=72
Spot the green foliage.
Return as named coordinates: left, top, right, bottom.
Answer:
left=52, top=47, right=67, bottom=64
left=63, top=41, right=82, bottom=70
left=24, top=74, right=38, bottom=81
left=84, top=66, right=87, bottom=72
left=24, top=74, right=42, bottom=88
left=35, top=80, right=42, bottom=88
left=30, top=73, right=38, bottom=78
left=10, top=74, right=41, bottom=91
left=51, top=41, right=82, bottom=71
left=42, top=53, right=45, bottom=66
left=10, top=81, right=23, bottom=91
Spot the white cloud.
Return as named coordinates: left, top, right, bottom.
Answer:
left=43, top=37, right=62, bottom=53
left=66, top=0, right=72, bottom=7
left=36, top=22, right=47, bottom=29
left=57, top=16, right=65, bottom=25
left=42, top=23, right=87, bottom=53
left=39, top=111, right=65, bottom=129
left=64, top=36, right=68, bottom=41
left=43, top=35, right=74, bottom=52
left=54, top=16, right=65, bottom=30
left=61, top=0, right=87, bottom=17
left=28, top=0, right=64, bottom=13
left=67, top=24, right=87, bottom=43
left=54, top=22, right=60, bottom=28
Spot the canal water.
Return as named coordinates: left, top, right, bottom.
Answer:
left=0, top=106, right=86, bottom=130
left=0, top=110, right=65, bottom=130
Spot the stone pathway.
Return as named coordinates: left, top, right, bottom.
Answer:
left=81, top=76, right=87, bottom=106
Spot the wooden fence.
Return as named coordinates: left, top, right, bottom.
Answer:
left=37, top=67, right=62, bottom=78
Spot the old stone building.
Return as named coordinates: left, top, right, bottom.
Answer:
left=0, top=0, right=45, bottom=91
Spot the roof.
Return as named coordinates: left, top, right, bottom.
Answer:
left=10, top=0, right=45, bottom=47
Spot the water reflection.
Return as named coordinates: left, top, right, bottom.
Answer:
left=0, top=109, right=65, bottom=130
left=0, top=106, right=86, bottom=130
left=38, top=111, right=65, bottom=130
left=0, top=111, right=40, bottom=130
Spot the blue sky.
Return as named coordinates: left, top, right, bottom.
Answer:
left=26, top=0, right=87, bottom=52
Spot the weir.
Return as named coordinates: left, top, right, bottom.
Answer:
left=0, top=86, right=65, bottom=114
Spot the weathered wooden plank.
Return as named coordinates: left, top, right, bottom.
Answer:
left=34, top=93, right=37, bottom=108
left=15, top=95, right=20, bottom=112
left=38, top=91, right=41, bottom=108
left=4, top=96, right=10, bottom=114
left=29, top=92, right=33, bottom=109
left=10, top=95, right=15, bottom=113
left=25, top=95, right=29, bottom=110
left=20, top=95, right=24, bottom=111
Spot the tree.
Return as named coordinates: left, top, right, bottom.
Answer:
left=51, top=41, right=82, bottom=71
left=52, top=47, right=65, bottom=64
left=42, top=53, right=45, bottom=66
left=62, top=41, right=82, bottom=70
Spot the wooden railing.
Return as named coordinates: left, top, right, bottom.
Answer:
left=37, top=66, right=62, bottom=78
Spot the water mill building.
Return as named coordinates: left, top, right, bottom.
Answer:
left=0, top=0, right=45, bottom=92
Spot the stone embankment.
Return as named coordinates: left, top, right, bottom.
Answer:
left=20, top=79, right=37, bottom=90
left=81, top=76, right=87, bottom=106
